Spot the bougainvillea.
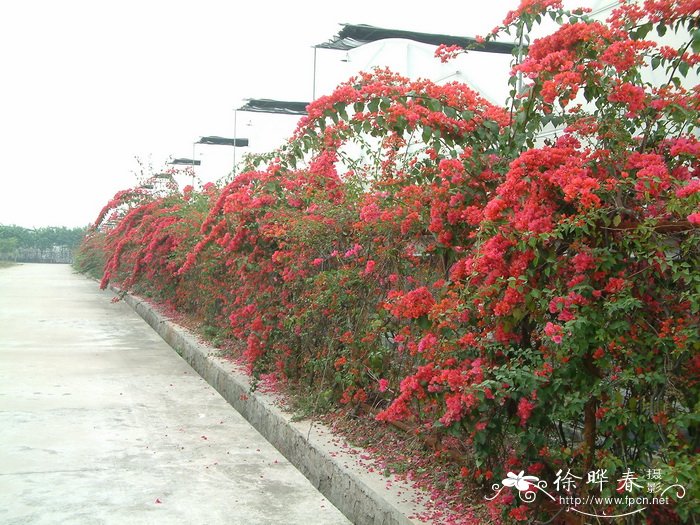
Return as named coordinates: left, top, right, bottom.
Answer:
left=77, top=1, right=699, bottom=522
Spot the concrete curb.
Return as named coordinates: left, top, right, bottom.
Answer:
left=120, top=291, right=429, bottom=525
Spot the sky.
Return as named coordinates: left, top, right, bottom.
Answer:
left=0, top=0, right=608, bottom=228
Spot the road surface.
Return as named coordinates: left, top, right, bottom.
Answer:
left=0, top=263, right=350, bottom=525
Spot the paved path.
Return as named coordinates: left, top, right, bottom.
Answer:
left=0, top=263, right=350, bottom=525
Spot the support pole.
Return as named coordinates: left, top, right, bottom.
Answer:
left=312, top=47, right=317, bottom=101
left=191, top=142, right=196, bottom=186
left=233, top=110, right=238, bottom=176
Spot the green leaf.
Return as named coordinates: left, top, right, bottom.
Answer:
left=692, top=28, right=700, bottom=54
left=427, top=98, right=442, bottom=112
left=483, top=120, right=500, bottom=134
left=417, top=315, right=431, bottom=330
left=633, top=22, right=653, bottom=40
left=395, top=115, right=408, bottom=132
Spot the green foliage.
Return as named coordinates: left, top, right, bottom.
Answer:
left=0, top=224, right=87, bottom=262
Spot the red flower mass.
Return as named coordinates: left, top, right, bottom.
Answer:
left=76, top=3, right=699, bottom=523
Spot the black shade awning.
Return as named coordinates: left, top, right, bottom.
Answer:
left=169, top=158, right=201, bottom=166
left=237, top=99, right=309, bottom=116
left=197, top=136, right=249, bottom=147
left=315, top=23, right=516, bottom=54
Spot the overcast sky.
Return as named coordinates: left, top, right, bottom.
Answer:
left=2, top=1, right=609, bottom=228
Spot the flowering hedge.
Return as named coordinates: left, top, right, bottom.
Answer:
left=77, top=1, right=699, bottom=522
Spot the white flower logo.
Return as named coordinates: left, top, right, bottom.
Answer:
left=502, top=471, right=539, bottom=492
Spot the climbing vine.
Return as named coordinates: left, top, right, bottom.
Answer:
left=77, top=1, right=699, bottom=522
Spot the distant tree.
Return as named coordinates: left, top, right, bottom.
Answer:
left=0, top=236, right=18, bottom=259
left=0, top=224, right=87, bottom=262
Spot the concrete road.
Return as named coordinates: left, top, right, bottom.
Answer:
left=0, top=263, right=351, bottom=525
